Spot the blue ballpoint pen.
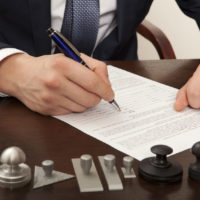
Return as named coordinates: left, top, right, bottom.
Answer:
left=47, top=27, right=121, bottom=111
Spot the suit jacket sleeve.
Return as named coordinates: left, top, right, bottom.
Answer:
left=0, top=43, right=11, bottom=49
left=176, top=0, right=200, bottom=29
left=0, top=25, right=12, bottom=48
left=0, top=39, right=12, bottom=50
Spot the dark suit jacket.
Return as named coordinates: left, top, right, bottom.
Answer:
left=0, top=0, right=199, bottom=60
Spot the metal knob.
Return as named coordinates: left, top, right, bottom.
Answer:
left=42, top=160, right=54, bottom=177
left=0, top=146, right=31, bottom=189
left=123, top=156, right=134, bottom=174
left=104, top=154, right=116, bottom=172
left=80, top=154, right=92, bottom=174
left=1, top=146, right=26, bottom=166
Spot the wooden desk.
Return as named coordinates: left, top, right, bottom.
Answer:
left=0, top=59, right=200, bottom=200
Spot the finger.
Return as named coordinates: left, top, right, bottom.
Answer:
left=36, top=104, right=71, bottom=116
left=38, top=94, right=86, bottom=115
left=93, top=64, right=111, bottom=85
left=39, top=87, right=88, bottom=113
left=58, top=96, right=87, bottom=113
left=174, top=84, right=189, bottom=111
left=50, top=108, right=71, bottom=116
left=53, top=77, right=101, bottom=108
left=60, top=57, right=114, bottom=101
left=26, top=88, right=86, bottom=115
left=80, top=53, right=110, bottom=85
left=186, top=68, right=200, bottom=108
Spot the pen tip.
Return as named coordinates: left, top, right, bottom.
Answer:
left=111, top=99, right=121, bottom=111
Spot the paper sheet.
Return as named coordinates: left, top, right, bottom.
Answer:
left=55, top=65, right=200, bottom=160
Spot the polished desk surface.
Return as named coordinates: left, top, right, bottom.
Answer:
left=1, top=59, right=200, bottom=200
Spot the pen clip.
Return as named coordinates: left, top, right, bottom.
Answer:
left=55, top=31, right=81, bottom=57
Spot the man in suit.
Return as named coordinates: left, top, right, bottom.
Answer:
left=0, top=0, right=199, bottom=115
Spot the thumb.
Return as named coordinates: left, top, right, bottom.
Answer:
left=92, top=64, right=111, bottom=85
left=174, top=84, right=189, bottom=111
left=80, top=53, right=110, bottom=85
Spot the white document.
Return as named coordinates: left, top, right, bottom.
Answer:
left=55, top=65, right=200, bottom=160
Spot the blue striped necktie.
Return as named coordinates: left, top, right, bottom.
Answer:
left=61, top=0, right=100, bottom=56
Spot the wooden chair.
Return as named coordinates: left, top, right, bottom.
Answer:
left=137, top=19, right=176, bottom=59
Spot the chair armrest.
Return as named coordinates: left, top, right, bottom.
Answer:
left=137, top=19, right=176, bottom=59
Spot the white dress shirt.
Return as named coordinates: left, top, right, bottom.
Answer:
left=0, top=0, right=117, bottom=97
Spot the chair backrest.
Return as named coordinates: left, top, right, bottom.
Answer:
left=137, top=20, right=176, bottom=59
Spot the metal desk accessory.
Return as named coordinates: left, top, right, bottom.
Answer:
left=72, top=154, right=103, bottom=192
left=0, top=146, right=31, bottom=189
left=98, top=154, right=123, bottom=191
left=121, top=156, right=136, bottom=178
left=33, top=160, right=74, bottom=189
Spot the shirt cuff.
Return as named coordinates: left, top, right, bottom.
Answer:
left=0, top=93, right=9, bottom=97
left=0, top=48, right=24, bottom=97
left=0, top=48, right=24, bottom=62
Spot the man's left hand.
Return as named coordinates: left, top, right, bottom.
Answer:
left=174, top=64, right=200, bottom=111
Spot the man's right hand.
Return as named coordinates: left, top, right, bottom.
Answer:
left=0, top=53, right=114, bottom=115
